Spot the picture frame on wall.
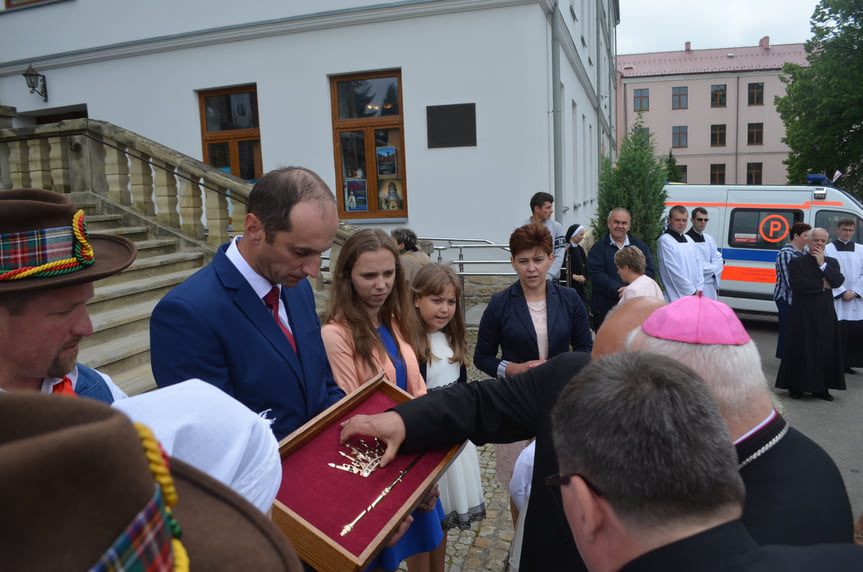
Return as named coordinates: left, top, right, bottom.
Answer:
left=345, top=179, right=368, bottom=212
left=376, top=146, right=397, bottom=177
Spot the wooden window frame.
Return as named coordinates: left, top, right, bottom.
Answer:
left=330, top=69, right=407, bottom=220
left=672, top=86, right=688, bottom=110
left=4, top=0, right=53, bottom=7
left=710, top=124, right=726, bottom=147
left=710, top=84, right=727, bottom=108
left=198, top=84, right=262, bottom=181
left=746, top=162, right=763, bottom=185
left=678, top=165, right=688, bottom=183
left=710, top=164, right=725, bottom=185
left=748, top=82, right=764, bottom=106
left=747, top=123, right=763, bottom=145
left=672, top=125, right=688, bottom=148
left=633, top=88, right=649, bottom=111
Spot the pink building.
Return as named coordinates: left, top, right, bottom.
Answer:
left=616, top=37, right=807, bottom=185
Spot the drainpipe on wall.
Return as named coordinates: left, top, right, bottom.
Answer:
left=735, top=75, right=741, bottom=183
left=551, top=1, right=563, bottom=222
left=595, top=0, right=603, bottom=194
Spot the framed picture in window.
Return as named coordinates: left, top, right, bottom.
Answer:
left=376, top=146, right=398, bottom=177
left=345, top=179, right=368, bottom=212
left=377, top=179, right=404, bottom=211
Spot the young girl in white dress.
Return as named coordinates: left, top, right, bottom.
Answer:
left=410, top=264, right=486, bottom=530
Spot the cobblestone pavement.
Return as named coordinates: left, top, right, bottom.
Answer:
left=395, top=443, right=515, bottom=572
left=397, top=327, right=516, bottom=571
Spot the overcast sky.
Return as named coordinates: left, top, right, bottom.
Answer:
left=616, top=0, right=820, bottom=54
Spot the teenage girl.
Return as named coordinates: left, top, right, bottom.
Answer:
left=410, top=264, right=486, bottom=530
left=322, top=229, right=445, bottom=572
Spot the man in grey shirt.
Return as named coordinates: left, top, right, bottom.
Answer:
left=523, top=191, right=565, bottom=281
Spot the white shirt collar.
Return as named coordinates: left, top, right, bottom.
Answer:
left=608, top=234, right=631, bottom=249
left=734, top=409, right=777, bottom=445
left=226, top=236, right=279, bottom=300
left=40, top=364, right=80, bottom=393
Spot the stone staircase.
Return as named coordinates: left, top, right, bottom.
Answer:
left=72, top=191, right=214, bottom=396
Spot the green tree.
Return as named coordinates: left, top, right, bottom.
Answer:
left=776, top=0, right=863, bottom=196
left=592, top=119, right=667, bottom=253
left=663, top=150, right=681, bottom=183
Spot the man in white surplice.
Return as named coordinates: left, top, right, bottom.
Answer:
left=657, top=205, right=703, bottom=302
left=686, top=207, right=724, bottom=300
left=825, top=217, right=863, bottom=373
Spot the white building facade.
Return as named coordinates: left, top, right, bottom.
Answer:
left=0, top=0, right=618, bottom=247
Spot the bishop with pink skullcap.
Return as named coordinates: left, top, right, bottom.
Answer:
left=641, top=292, right=750, bottom=346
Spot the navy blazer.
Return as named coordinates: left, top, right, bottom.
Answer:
left=150, top=244, right=344, bottom=440
left=473, top=279, right=592, bottom=378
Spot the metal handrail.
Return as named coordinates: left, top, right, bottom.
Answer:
left=416, top=236, right=516, bottom=312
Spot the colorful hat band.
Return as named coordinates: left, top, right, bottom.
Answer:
left=0, top=210, right=94, bottom=282
left=92, top=485, right=175, bottom=572
left=92, top=423, right=189, bottom=572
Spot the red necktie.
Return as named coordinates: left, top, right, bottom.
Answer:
left=263, top=286, right=297, bottom=352
left=52, top=376, right=77, bottom=396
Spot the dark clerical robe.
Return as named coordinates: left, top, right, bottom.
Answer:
left=776, top=253, right=846, bottom=394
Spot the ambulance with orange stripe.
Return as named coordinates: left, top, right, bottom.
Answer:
left=664, top=179, right=863, bottom=313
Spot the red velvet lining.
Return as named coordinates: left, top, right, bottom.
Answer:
left=277, top=392, right=449, bottom=557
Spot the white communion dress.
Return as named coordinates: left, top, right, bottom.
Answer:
left=425, top=331, right=487, bottom=529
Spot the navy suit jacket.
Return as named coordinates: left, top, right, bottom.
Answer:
left=473, top=280, right=592, bottom=378
left=150, top=244, right=344, bottom=440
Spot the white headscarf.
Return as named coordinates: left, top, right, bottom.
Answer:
left=112, top=379, right=281, bottom=514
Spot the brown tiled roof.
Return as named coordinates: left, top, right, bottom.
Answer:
left=618, top=42, right=808, bottom=77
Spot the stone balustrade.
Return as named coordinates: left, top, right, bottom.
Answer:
left=0, top=116, right=250, bottom=248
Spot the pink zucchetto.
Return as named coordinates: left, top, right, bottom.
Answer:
left=641, top=292, right=751, bottom=346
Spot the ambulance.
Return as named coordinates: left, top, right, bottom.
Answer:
left=664, top=177, right=863, bottom=313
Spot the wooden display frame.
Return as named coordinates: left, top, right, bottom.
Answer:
left=273, top=374, right=462, bottom=571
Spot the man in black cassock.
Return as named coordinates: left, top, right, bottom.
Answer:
left=776, top=227, right=846, bottom=400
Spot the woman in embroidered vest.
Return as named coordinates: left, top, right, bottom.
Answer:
left=473, top=223, right=593, bottom=524
left=322, top=228, right=445, bottom=572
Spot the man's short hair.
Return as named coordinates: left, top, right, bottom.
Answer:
left=838, top=217, right=856, bottom=229
left=614, top=246, right=646, bottom=274
left=668, top=205, right=688, bottom=218
left=811, top=227, right=829, bottom=240
left=691, top=207, right=708, bottom=218
left=247, top=167, right=335, bottom=242
left=625, top=328, right=769, bottom=424
left=607, top=207, right=631, bottom=222
left=551, top=352, right=744, bottom=528
left=530, top=192, right=554, bottom=212
left=391, top=228, right=419, bottom=252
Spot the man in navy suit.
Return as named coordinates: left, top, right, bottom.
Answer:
left=150, top=167, right=345, bottom=440
left=587, top=207, right=655, bottom=331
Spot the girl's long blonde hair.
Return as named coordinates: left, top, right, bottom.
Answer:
left=410, top=263, right=468, bottom=366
